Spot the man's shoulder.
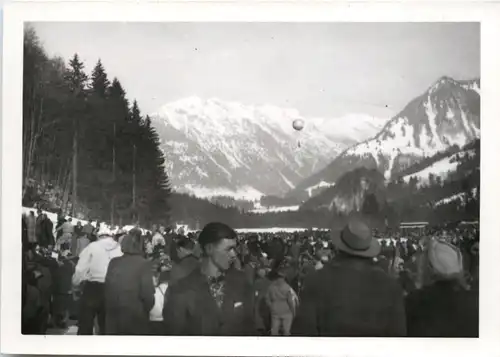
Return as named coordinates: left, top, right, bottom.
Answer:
left=226, top=269, right=251, bottom=288
left=303, top=265, right=332, bottom=285
left=181, top=255, right=200, bottom=267
left=170, top=268, right=203, bottom=292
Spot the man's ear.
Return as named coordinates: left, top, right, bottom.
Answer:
left=203, top=243, right=213, bottom=255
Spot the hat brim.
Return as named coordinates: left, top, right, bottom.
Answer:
left=331, top=229, right=381, bottom=258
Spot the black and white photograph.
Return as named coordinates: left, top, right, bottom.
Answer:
left=2, top=2, right=500, bottom=356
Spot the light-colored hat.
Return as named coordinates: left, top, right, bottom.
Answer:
left=427, top=238, right=463, bottom=278
left=97, top=224, right=113, bottom=238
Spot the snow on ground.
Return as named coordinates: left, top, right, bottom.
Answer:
left=402, top=155, right=459, bottom=185
left=279, top=171, right=295, bottom=190
left=22, top=207, right=148, bottom=235
left=434, top=192, right=466, bottom=207
left=249, top=205, right=300, bottom=214
left=183, top=184, right=263, bottom=201
left=22, top=207, right=94, bottom=228
left=305, top=181, right=335, bottom=197
left=235, top=227, right=327, bottom=234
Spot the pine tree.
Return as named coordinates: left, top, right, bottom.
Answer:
left=23, top=27, right=175, bottom=226
left=130, top=100, right=142, bottom=123
left=63, top=54, right=89, bottom=215
left=65, top=54, right=88, bottom=95
left=90, top=59, right=110, bottom=98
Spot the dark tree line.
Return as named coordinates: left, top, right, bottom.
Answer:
left=22, top=26, right=171, bottom=226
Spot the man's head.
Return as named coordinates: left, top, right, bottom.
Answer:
left=256, top=267, right=267, bottom=279
left=198, top=222, right=237, bottom=272
left=37, top=209, right=42, bottom=216
left=30, top=211, right=35, bottom=216
left=176, top=236, right=195, bottom=259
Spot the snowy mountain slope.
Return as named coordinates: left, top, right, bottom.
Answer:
left=299, top=139, right=480, bottom=218
left=305, top=181, right=335, bottom=198
left=249, top=204, right=300, bottom=214
left=435, top=187, right=478, bottom=207
left=288, top=76, right=480, bottom=200
left=402, top=148, right=476, bottom=186
left=150, top=97, right=387, bottom=198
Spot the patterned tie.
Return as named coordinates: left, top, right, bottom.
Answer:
left=207, top=274, right=226, bottom=308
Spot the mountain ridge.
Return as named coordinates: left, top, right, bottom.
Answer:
left=150, top=97, right=388, bottom=199
left=288, top=76, right=480, bottom=201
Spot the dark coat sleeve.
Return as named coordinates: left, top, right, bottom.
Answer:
left=387, top=281, right=407, bottom=336
left=46, top=220, right=55, bottom=246
left=291, top=273, right=322, bottom=336
left=105, top=258, right=116, bottom=288
left=162, top=284, right=190, bottom=335
left=139, top=260, right=155, bottom=314
left=241, top=278, right=256, bottom=335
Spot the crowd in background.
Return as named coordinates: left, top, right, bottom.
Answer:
left=21, top=209, right=479, bottom=337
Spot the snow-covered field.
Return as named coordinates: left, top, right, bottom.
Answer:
left=403, top=154, right=460, bottom=186
left=22, top=207, right=146, bottom=235
left=182, top=184, right=263, bottom=201
left=22, top=207, right=94, bottom=228
left=305, top=181, right=335, bottom=197
left=235, top=227, right=327, bottom=234
left=249, top=205, right=300, bottom=214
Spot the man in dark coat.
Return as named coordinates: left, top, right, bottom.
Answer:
left=292, top=215, right=407, bottom=337
left=55, top=212, right=66, bottom=240
left=169, top=236, right=199, bottom=286
left=163, top=222, right=255, bottom=336
left=104, top=229, right=155, bottom=335
left=38, top=214, right=55, bottom=248
left=22, top=215, right=29, bottom=248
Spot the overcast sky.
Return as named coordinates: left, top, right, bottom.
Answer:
left=32, top=22, right=479, bottom=119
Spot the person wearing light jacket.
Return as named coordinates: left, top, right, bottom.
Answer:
left=72, top=224, right=123, bottom=335
left=265, top=264, right=298, bottom=336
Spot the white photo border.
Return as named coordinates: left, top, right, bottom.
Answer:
left=2, top=1, right=500, bottom=356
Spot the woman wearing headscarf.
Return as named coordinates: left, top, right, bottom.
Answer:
left=104, top=228, right=155, bottom=335
left=405, top=238, right=479, bottom=337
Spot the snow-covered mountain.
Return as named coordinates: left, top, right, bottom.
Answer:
left=150, top=97, right=387, bottom=199
left=289, top=76, right=480, bottom=200
left=401, top=147, right=477, bottom=187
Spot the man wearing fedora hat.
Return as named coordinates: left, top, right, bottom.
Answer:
left=292, top=215, right=406, bottom=337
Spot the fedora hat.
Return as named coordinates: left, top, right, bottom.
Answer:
left=332, top=216, right=380, bottom=258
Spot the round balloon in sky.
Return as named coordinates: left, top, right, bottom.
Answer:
left=292, top=119, right=305, bottom=131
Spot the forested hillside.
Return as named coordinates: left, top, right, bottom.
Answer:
left=23, top=26, right=171, bottom=226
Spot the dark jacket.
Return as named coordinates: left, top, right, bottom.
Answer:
left=104, top=254, right=155, bottom=335
left=163, top=268, right=255, bottom=336
left=169, top=255, right=199, bottom=286
left=22, top=217, right=28, bottom=247
left=292, top=255, right=407, bottom=337
left=405, top=280, right=479, bottom=337
left=254, top=277, right=271, bottom=331
left=38, top=218, right=55, bottom=248
left=289, top=243, right=300, bottom=261
left=56, top=217, right=66, bottom=239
